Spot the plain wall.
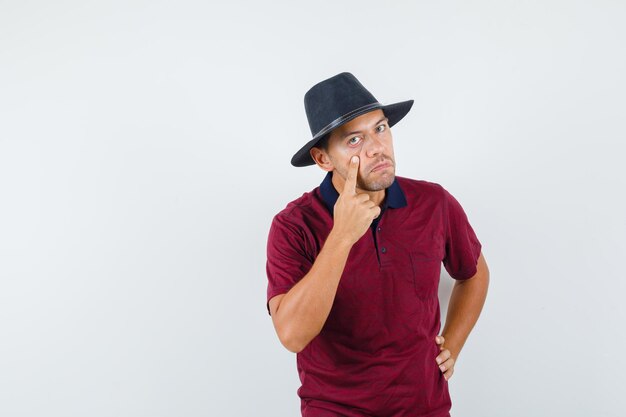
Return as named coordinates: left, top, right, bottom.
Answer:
left=1, top=1, right=624, bottom=416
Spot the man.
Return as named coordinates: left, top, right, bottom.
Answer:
left=265, top=72, right=489, bottom=417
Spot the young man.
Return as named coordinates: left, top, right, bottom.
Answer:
left=266, top=72, right=489, bottom=417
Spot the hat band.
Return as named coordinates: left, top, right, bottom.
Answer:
left=313, top=102, right=381, bottom=139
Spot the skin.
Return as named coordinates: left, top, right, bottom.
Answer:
left=268, top=154, right=380, bottom=353
left=436, top=252, right=489, bottom=380
left=310, top=109, right=396, bottom=207
left=271, top=109, right=490, bottom=380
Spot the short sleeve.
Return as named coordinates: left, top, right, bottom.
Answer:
left=265, top=213, right=314, bottom=316
left=442, top=187, right=482, bottom=280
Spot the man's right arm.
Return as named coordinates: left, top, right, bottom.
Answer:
left=268, top=155, right=381, bottom=353
left=269, top=230, right=353, bottom=353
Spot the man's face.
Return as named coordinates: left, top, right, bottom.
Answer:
left=314, top=109, right=396, bottom=192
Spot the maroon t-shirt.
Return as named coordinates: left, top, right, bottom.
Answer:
left=266, top=171, right=482, bottom=417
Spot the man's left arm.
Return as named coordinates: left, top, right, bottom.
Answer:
left=436, top=251, right=490, bottom=380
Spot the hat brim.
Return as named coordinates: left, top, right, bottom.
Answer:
left=290, top=99, right=414, bottom=167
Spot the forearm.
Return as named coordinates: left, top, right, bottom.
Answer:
left=274, top=230, right=353, bottom=353
left=440, top=270, right=489, bottom=359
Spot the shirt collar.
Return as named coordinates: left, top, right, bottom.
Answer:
left=319, top=170, right=407, bottom=217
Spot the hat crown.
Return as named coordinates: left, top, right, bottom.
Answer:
left=304, top=72, right=380, bottom=138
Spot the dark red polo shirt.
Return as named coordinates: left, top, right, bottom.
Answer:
left=266, top=171, right=482, bottom=417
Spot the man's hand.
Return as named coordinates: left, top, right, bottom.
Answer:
left=435, top=335, right=456, bottom=381
left=331, top=155, right=381, bottom=245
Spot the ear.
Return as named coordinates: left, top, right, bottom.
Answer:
left=309, top=147, right=334, bottom=172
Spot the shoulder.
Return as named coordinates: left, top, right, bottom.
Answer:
left=273, top=188, right=314, bottom=218
left=395, top=175, right=447, bottom=200
left=397, top=176, right=474, bottom=220
left=267, top=187, right=327, bottom=256
left=270, top=186, right=324, bottom=231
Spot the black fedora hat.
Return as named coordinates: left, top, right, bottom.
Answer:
left=291, top=72, right=414, bottom=167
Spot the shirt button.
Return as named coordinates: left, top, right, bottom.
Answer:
left=381, top=247, right=387, bottom=253
left=377, top=227, right=381, bottom=232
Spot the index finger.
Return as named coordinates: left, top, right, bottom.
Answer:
left=343, top=155, right=359, bottom=194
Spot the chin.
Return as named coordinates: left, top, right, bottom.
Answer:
left=363, top=172, right=395, bottom=191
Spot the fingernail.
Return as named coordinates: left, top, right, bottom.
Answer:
left=352, top=156, right=358, bottom=162
left=439, top=365, right=445, bottom=371
left=436, top=358, right=441, bottom=364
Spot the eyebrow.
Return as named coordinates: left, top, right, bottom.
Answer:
left=340, top=117, right=389, bottom=139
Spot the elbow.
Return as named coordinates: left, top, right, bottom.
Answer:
left=283, top=342, right=304, bottom=354
left=272, top=306, right=318, bottom=353
left=279, top=331, right=307, bottom=353
left=278, top=324, right=315, bottom=353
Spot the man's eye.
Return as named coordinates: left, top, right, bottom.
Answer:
left=377, top=124, right=386, bottom=133
left=348, top=136, right=361, bottom=145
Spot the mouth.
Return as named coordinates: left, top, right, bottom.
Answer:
left=370, top=161, right=392, bottom=173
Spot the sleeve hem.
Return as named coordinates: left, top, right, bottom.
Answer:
left=450, top=266, right=478, bottom=280
left=266, top=288, right=290, bottom=316
left=450, top=241, right=482, bottom=280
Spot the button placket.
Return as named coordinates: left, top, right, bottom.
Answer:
left=376, top=222, right=385, bottom=254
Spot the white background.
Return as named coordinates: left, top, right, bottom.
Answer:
left=1, top=1, right=624, bottom=416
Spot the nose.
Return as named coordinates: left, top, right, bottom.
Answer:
left=363, top=133, right=384, bottom=158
